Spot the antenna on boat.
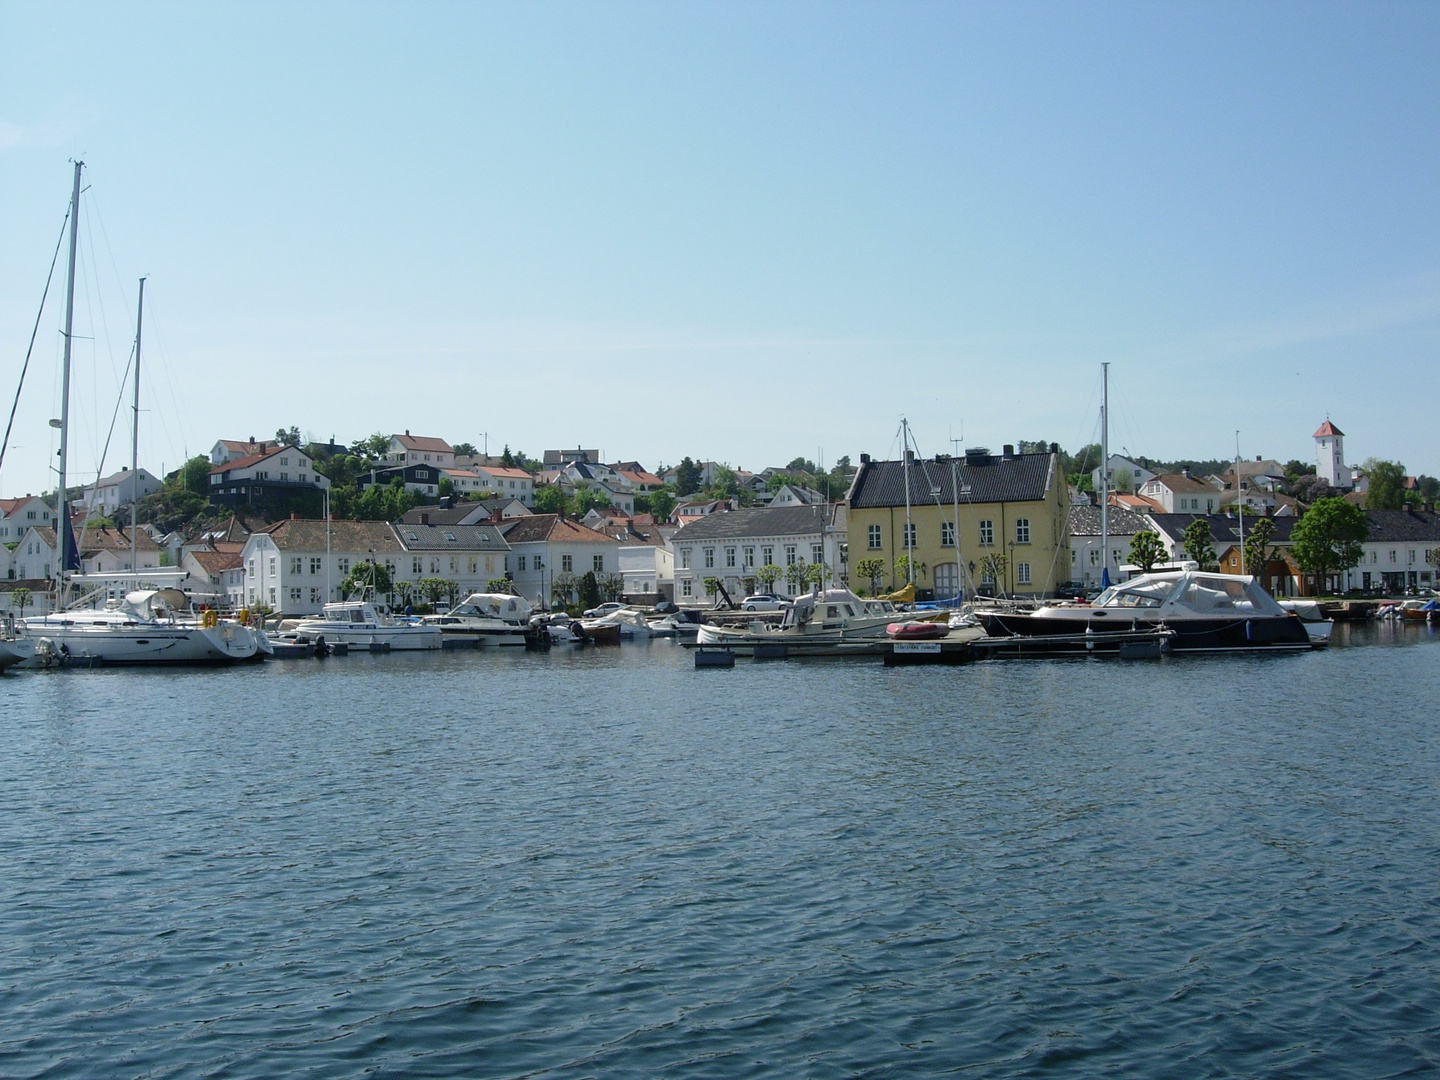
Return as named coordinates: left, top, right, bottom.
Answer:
left=57, top=161, right=84, bottom=609
left=131, top=276, right=145, bottom=592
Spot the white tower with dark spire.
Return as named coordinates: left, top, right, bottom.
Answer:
left=1314, top=420, right=1345, bottom=487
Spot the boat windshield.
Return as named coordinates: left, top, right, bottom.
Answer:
left=1095, top=579, right=1176, bottom=608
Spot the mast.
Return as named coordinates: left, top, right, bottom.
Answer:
left=902, top=418, right=914, bottom=587
left=1235, top=430, right=1245, bottom=576
left=1100, top=362, right=1109, bottom=587
left=56, top=161, right=84, bottom=599
left=131, top=277, right=145, bottom=588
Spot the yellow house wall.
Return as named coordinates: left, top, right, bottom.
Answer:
left=847, top=488, right=1070, bottom=596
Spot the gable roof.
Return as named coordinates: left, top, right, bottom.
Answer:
left=74, top=525, right=160, bottom=553
left=1147, top=472, right=1215, bottom=494
left=0, top=496, right=46, bottom=517
left=473, top=465, right=533, bottom=480
left=671, top=504, right=838, bottom=542
left=1362, top=509, right=1440, bottom=542
left=393, top=523, right=510, bottom=551
left=1148, top=513, right=1300, bottom=547
left=1067, top=504, right=1151, bottom=537
left=186, top=549, right=244, bottom=574
left=259, top=518, right=404, bottom=552
left=209, top=444, right=290, bottom=475
left=392, top=434, right=454, bottom=454
left=848, top=453, right=1056, bottom=509
left=499, top=514, right=616, bottom=545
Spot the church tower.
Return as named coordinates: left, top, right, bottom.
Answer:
left=1314, top=420, right=1345, bottom=487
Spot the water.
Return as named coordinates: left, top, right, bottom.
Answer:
left=2, top=626, right=1438, bottom=1078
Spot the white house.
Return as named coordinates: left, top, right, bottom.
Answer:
left=671, top=504, right=847, bottom=604
left=767, top=484, right=825, bottom=507
left=472, top=464, right=535, bottom=506
left=1138, top=472, right=1219, bottom=514
left=392, top=521, right=514, bottom=601
left=209, top=444, right=330, bottom=508
left=73, top=524, right=162, bottom=575
left=14, top=526, right=57, bottom=582
left=498, top=514, right=621, bottom=610
left=1344, top=509, right=1440, bottom=593
left=76, top=467, right=163, bottom=516
left=1066, top=503, right=1151, bottom=589
left=1090, top=454, right=1156, bottom=494
left=387, top=433, right=455, bottom=468
left=618, top=541, right=674, bottom=603
left=180, top=549, right=246, bottom=608
left=0, top=496, right=55, bottom=542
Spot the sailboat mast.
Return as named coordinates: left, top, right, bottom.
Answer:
left=131, top=277, right=145, bottom=587
left=1100, top=362, right=1109, bottom=585
left=902, top=418, right=914, bottom=587
left=1235, top=430, right=1245, bottom=576
left=57, top=161, right=83, bottom=592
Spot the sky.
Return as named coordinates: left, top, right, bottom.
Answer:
left=3, top=1, right=1438, bottom=496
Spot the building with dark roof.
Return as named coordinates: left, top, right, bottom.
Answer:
left=670, top=504, right=846, bottom=602
left=846, top=447, right=1068, bottom=598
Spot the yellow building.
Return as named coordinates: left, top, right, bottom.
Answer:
left=845, top=446, right=1070, bottom=598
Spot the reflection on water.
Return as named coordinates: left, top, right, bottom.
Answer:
left=1, top=629, right=1437, bottom=1078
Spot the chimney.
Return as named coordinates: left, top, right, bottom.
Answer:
left=1181, top=466, right=1191, bottom=479
left=248, top=435, right=255, bottom=445
left=859, top=452, right=870, bottom=464
left=290, top=512, right=299, bottom=520
left=405, top=429, right=410, bottom=437
left=904, top=449, right=915, bottom=463
left=1003, top=444, right=1014, bottom=458
left=420, top=513, right=429, bottom=526
left=1050, top=442, right=1059, bottom=455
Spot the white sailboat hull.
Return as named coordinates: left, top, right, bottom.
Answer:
left=19, top=619, right=261, bottom=664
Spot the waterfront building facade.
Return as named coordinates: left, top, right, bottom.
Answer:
left=671, top=504, right=846, bottom=603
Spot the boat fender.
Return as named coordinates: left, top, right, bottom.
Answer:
left=1245, top=619, right=1253, bottom=642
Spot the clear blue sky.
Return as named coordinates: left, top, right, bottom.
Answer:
left=3, top=1, right=1437, bottom=495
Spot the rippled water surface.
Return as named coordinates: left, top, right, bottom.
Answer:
left=3, top=624, right=1439, bottom=1078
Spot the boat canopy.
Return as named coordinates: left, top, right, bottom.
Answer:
left=454, top=593, right=534, bottom=622
left=1094, top=571, right=1287, bottom=617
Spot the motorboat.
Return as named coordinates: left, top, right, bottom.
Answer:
left=649, top=609, right=703, bottom=638
left=694, top=587, right=900, bottom=655
left=585, top=608, right=663, bottom=639
left=0, top=636, right=37, bottom=670
left=420, top=592, right=534, bottom=646
left=977, top=570, right=1319, bottom=652
left=19, top=589, right=263, bottom=664
left=1278, top=599, right=1336, bottom=643
left=288, top=598, right=443, bottom=651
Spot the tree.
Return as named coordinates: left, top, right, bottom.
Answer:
left=1290, top=474, right=1339, bottom=505
left=648, top=488, right=676, bottom=522
left=418, top=577, right=450, bottom=606
left=1363, top=459, right=1409, bottom=511
left=1128, top=530, right=1167, bottom=573
left=573, top=485, right=613, bottom=515
left=1243, top=517, right=1278, bottom=585
left=1428, top=548, right=1440, bottom=580
left=894, top=553, right=915, bottom=585
left=500, top=445, right=517, bottom=468
left=394, top=580, right=416, bottom=609
left=977, top=552, right=1008, bottom=590
left=10, top=586, right=31, bottom=621
left=803, top=560, right=827, bottom=590
left=533, top=485, right=568, bottom=515
left=854, top=557, right=885, bottom=595
left=275, top=426, right=302, bottom=448
left=355, top=432, right=392, bottom=462
left=577, top=571, right=601, bottom=610
left=438, top=477, right=455, bottom=498
left=551, top=571, right=578, bottom=607
left=342, top=559, right=392, bottom=597
left=702, top=576, right=722, bottom=603
left=786, top=456, right=817, bottom=474
left=1183, top=519, right=1217, bottom=571
left=180, top=455, right=212, bottom=496
left=675, top=457, right=702, bottom=497
left=599, top=573, right=625, bottom=601
left=784, top=560, right=809, bottom=595
left=452, top=442, right=476, bottom=457
left=1417, top=476, right=1440, bottom=504
left=487, top=578, right=512, bottom=594
left=1290, top=497, right=1368, bottom=594
left=756, top=561, right=783, bottom=593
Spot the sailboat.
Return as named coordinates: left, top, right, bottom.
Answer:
left=17, top=164, right=261, bottom=665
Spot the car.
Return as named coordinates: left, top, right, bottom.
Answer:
left=583, top=602, right=626, bottom=618
left=740, top=594, right=787, bottom=612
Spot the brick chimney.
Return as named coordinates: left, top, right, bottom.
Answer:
left=420, top=513, right=429, bottom=526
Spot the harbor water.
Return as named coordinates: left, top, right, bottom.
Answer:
left=2, top=623, right=1438, bottom=1078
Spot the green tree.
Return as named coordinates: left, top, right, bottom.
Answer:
left=1183, top=519, right=1217, bottom=571
left=784, top=560, right=807, bottom=594
left=418, top=577, right=450, bottom=605
left=702, top=576, right=723, bottom=603
left=578, top=571, right=601, bottom=610
left=500, top=445, right=517, bottom=468
left=803, top=560, right=828, bottom=590
left=599, top=573, right=626, bottom=601
left=573, top=485, right=613, bottom=515
left=1363, top=459, right=1409, bottom=510
left=1417, top=475, right=1440, bottom=504
left=534, top=485, right=568, bottom=515
left=707, top=465, right=739, bottom=500
left=786, top=456, right=817, bottom=474
left=1290, top=497, right=1368, bottom=594
left=275, top=426, right=302, bottom=448
left=1128, top=530, right=1167, bottom=573
left=647, top=488, right=676, bottom=522
left=675, top=457, right=702, bottom=497
left=180, top=454, right=212, bottom=496
left=342, top=559, right=392, bottom=597
left=977, top=552, right=1009, bottom=590
left=452, top=442, right=476, bottom=457
left=854, top=557, right=886, bottom=595
left=438, top=477, right=455, bottom=498
left=551, top=571, right=578, bottom=607
left=355, top=432, right=392, bottom=461
left=10, top=586, right=31, bottom=620
left=894, top=553, right=915, bottom=584
left=1243, top=517, right=1278, bottom=584
left=394, top=579, right=416, bottom=609
left=756, top=561, right=783, bottom=593
left=486, top=578, right=512, bottom=593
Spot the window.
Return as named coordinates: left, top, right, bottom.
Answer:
left=681, top=578, right=692, bottom=597
left=762, top=546, right=774, bottom=565
left=268, top=587, right=276, bottom=605
left=812, top=544, right=823, bottom=564
left=289, top=587, right=302, bottom=601
left=289, top=556, right=302, bottom=574
left=1390, top=550, right=1398, bottom=563
left=902, top=523, right=916, bottom=548
left=518, top=555, right=527, bottom=571
left=413, top=557, right=423, bottom=574
left=725, top=547, right=736, bottom=568
left=979, top=520, right=994, bottom=546
left=338, top=558, right=350, bottom=574
left=269, top=557, right=276, bottom=575
left=868, top=524, right=882, bottom=549
left=743, top=546, right=755, bottom=566
left=562, top=554, right=573, bottom=572
left=934, top=563, right=959, bottom=594
left=310, top=588, right=322, bottom=604
left=785, top=545, right=797, bottom=565
left=679, top=549, right=690, bottom=570
left=430, top=558, right=440, bottom=574
left=704, top=548, right=715, bottom=568
left=534, top=555, right=544, bottom=570
left=941, top=521, right=955, bottom=547
left=310, top=557, right=322, bottom=574
left=593, top=554, right=604, bottom=572
left=1015, top=519, right=1031, bottom=544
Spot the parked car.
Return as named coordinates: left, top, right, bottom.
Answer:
left=583, top=602, right=626, bottom=618
left=740, top=594, right=787, bottom=612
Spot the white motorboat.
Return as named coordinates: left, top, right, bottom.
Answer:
left=695, top=587, right=900, bottom=655
left=587, top=608, right=663, bottom=639
left=0, top=637, right=37, bottom=670
left=20, top=589, right=263, bottom=665
left=289, top=598, right=443, bottom=651
left=420, top=592, right=533, bottom=646
left=1278, top=599, right=1335, bottom=643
